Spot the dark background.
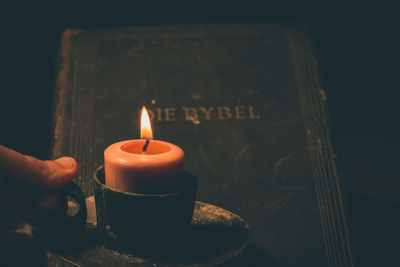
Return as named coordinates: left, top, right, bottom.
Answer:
left=1, top=2, right=399, bottom=266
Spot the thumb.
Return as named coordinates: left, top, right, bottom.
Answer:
left=45, top=157, right=78, bottom=189
left=0, top=146, right=78, bottom=190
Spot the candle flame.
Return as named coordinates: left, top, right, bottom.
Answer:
left=140, top=106, right=153, bottom=139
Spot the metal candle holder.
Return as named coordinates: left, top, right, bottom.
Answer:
left=93, top=165, right=197, bottom=256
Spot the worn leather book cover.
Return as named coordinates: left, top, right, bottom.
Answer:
left=51, top=24, right=354, bottom=266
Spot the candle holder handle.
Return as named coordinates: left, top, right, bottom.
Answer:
left=58, top=181, right=87, bottom=228
left=37, top=181, right=87, bottom=249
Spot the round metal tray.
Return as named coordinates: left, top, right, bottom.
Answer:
left=47, top=201, right=250, bottom=267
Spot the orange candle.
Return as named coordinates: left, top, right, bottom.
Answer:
left=104, top=107, right=184, bottom=193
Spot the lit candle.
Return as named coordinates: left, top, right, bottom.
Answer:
left=104, top=106, right=184, bottom=193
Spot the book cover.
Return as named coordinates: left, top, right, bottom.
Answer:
left=51, top=24, right=353, bottom=267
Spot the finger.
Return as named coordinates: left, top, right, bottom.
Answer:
left=30, top=194, right=67, bottom=225
left=0, top=145, right=78, bottom=190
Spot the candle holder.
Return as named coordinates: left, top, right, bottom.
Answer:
left=46, top=166, right=250, bottom=266
left=93, top=165, right=197, bottom=257
left=47, top=190, right=250, bottom=266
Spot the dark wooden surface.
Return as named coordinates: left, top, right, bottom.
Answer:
left=1, top=3, right=399, bottom=266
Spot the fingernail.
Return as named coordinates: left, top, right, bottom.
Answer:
left=55, top=157, right=76, bottom=169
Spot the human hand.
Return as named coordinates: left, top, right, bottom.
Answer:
left=0, top=145, right=78, bottom=231
left=0, top=145, right=78, bottom=266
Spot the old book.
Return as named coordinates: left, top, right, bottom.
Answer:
left=51, top=24, right=354, bottom=266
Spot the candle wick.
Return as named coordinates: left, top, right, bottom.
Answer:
left=142, top=139, right=150, bottom=152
